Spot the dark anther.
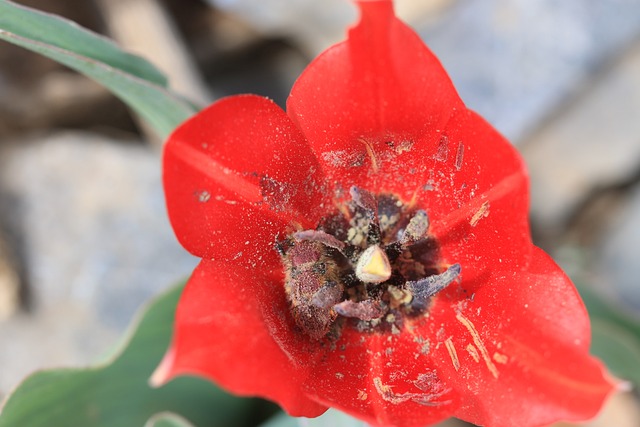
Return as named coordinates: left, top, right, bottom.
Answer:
left=350, top=186, right=381, bottom=244
left=334, top=299, right=387, bottom=320
left=294, top=229, right=346, bottom=252
left=401, top=210, right=430, bottom=245
left=406, top=264, right=461, bottom=310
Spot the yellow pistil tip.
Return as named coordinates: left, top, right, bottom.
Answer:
left=356, top=245, right=392, bottom=284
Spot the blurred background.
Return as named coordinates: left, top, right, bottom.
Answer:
left=0, top=0, right=639, bottom=425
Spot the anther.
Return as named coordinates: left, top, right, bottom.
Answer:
left=350, top=186, right=381, bottom=244
left=406, top=263, right=461, bottom=300
left=401, top=210, right=429, bottom=245
left=294, top=229, right=346, bottom=252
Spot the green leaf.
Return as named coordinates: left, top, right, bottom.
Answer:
left=260, top=410, right=368, bottom=427
left=578, top=284, right=640, bottom=340
left=0, top=0, right=198, bottom=137
left=591, top=319, right=640, bottom=386
left=0, top=284, right=264, bottom=427
left=0, top=0, right=166, bottom=85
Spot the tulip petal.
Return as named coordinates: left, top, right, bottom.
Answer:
left=154, top=260, right=327, bottom=417
left=422, top=247, right=614, bottom=427
left=287, top=0, right=464, bottom=189
left=163, top=94, right=331, bottom=266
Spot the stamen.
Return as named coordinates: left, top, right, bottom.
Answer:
left=350, top=186, right=381, bottom=244
left=334, top=300, right=387, bottom=320
left=401, top=210, right=429, bottom=245
left=355, top=245, right=392, bottom=284
left=294, top=229, right=346, bottom=252
left=407, top=264, right=461, bottom=304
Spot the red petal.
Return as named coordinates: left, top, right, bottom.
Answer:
left=287, top=0, right=464, bottom=190
left=153, top=260, right=327, bottom=417
left=300, top=328, right=458, bottom=427
left=423, top=247, right=615, bottom=427
left=163, top=95, right=330, bottom=266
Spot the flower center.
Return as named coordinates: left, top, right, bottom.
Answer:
left=278, top=186, right=460, bottom=340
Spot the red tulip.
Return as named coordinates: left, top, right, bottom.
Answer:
left=153, top=1, right=615, bottom=426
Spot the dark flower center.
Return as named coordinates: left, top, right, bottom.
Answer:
left=277, top=186, right=460, bottom=340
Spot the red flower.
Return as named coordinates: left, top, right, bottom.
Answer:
left=153, top=1, right=615, bottom=426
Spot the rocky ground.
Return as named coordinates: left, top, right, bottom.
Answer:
left=0, top=0, right=639, bottom=425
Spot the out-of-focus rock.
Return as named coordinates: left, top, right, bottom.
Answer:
left=599, top=182, right=640, bottom=311
left=0, top=131, right=196, bottom=395
left=421, top=0, right=640, bottom=141
left=0, top=233, right=19, bottom=320
left=522, top=40, right=640, bottom=238
left=0, top=71, right=134, bottom=134
left=206, top=0, right=454, bottom=56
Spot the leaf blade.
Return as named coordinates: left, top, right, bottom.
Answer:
left=0, top=0, right=167, bottom=86
left=0, top=0, right=199, bottom=137
left=0, top=284, right=263, bottom=427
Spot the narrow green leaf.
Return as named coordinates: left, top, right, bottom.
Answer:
left=0, top=0, right=166, bottom=86
left=591, top=319, right=640, bottom=386
left=0, top=284, right=262, bottom=427
left=0, top=1, right=198, bottom=137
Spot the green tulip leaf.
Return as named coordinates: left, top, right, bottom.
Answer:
left=0, top=0, right=197, bottom=137
left=590, top=318, right=640, bottom=386
left=0, top=284, right=263, bottom=427
left=578, top=283, right=640, bottom=340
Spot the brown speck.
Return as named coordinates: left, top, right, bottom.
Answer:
left=434, top=135, right=449, bottom=162
left=335, top=372, right=345, bottom=379
left=444, top=337, right=460, bottom=371
left=455, top=142, right=464, bottom=171
left=466, top=344, right=480, bottom=363
left=358, top=390, right=368, bottom=400
left=359, top=138, right=379, bottom=172
left=493, top=352, right=508, bottom=364
left=197, top=190, right=211, bottom=203
left=470, top=201, right=490, bottom=227
left=420, top=340, right=431, bottom=355
left=396, top=140, right=414, bottom=154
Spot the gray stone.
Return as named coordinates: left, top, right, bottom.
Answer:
left=599, top=184, right=640, bottom=311
left=522, top=40, right=640, bottom=235
left=421, top=0, right=640, bottom=141
left=207, top=0, right=454, bottom=56
left=0, top=132, right=197, bottom=395
left=0, top=233, right=19, bottom=320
